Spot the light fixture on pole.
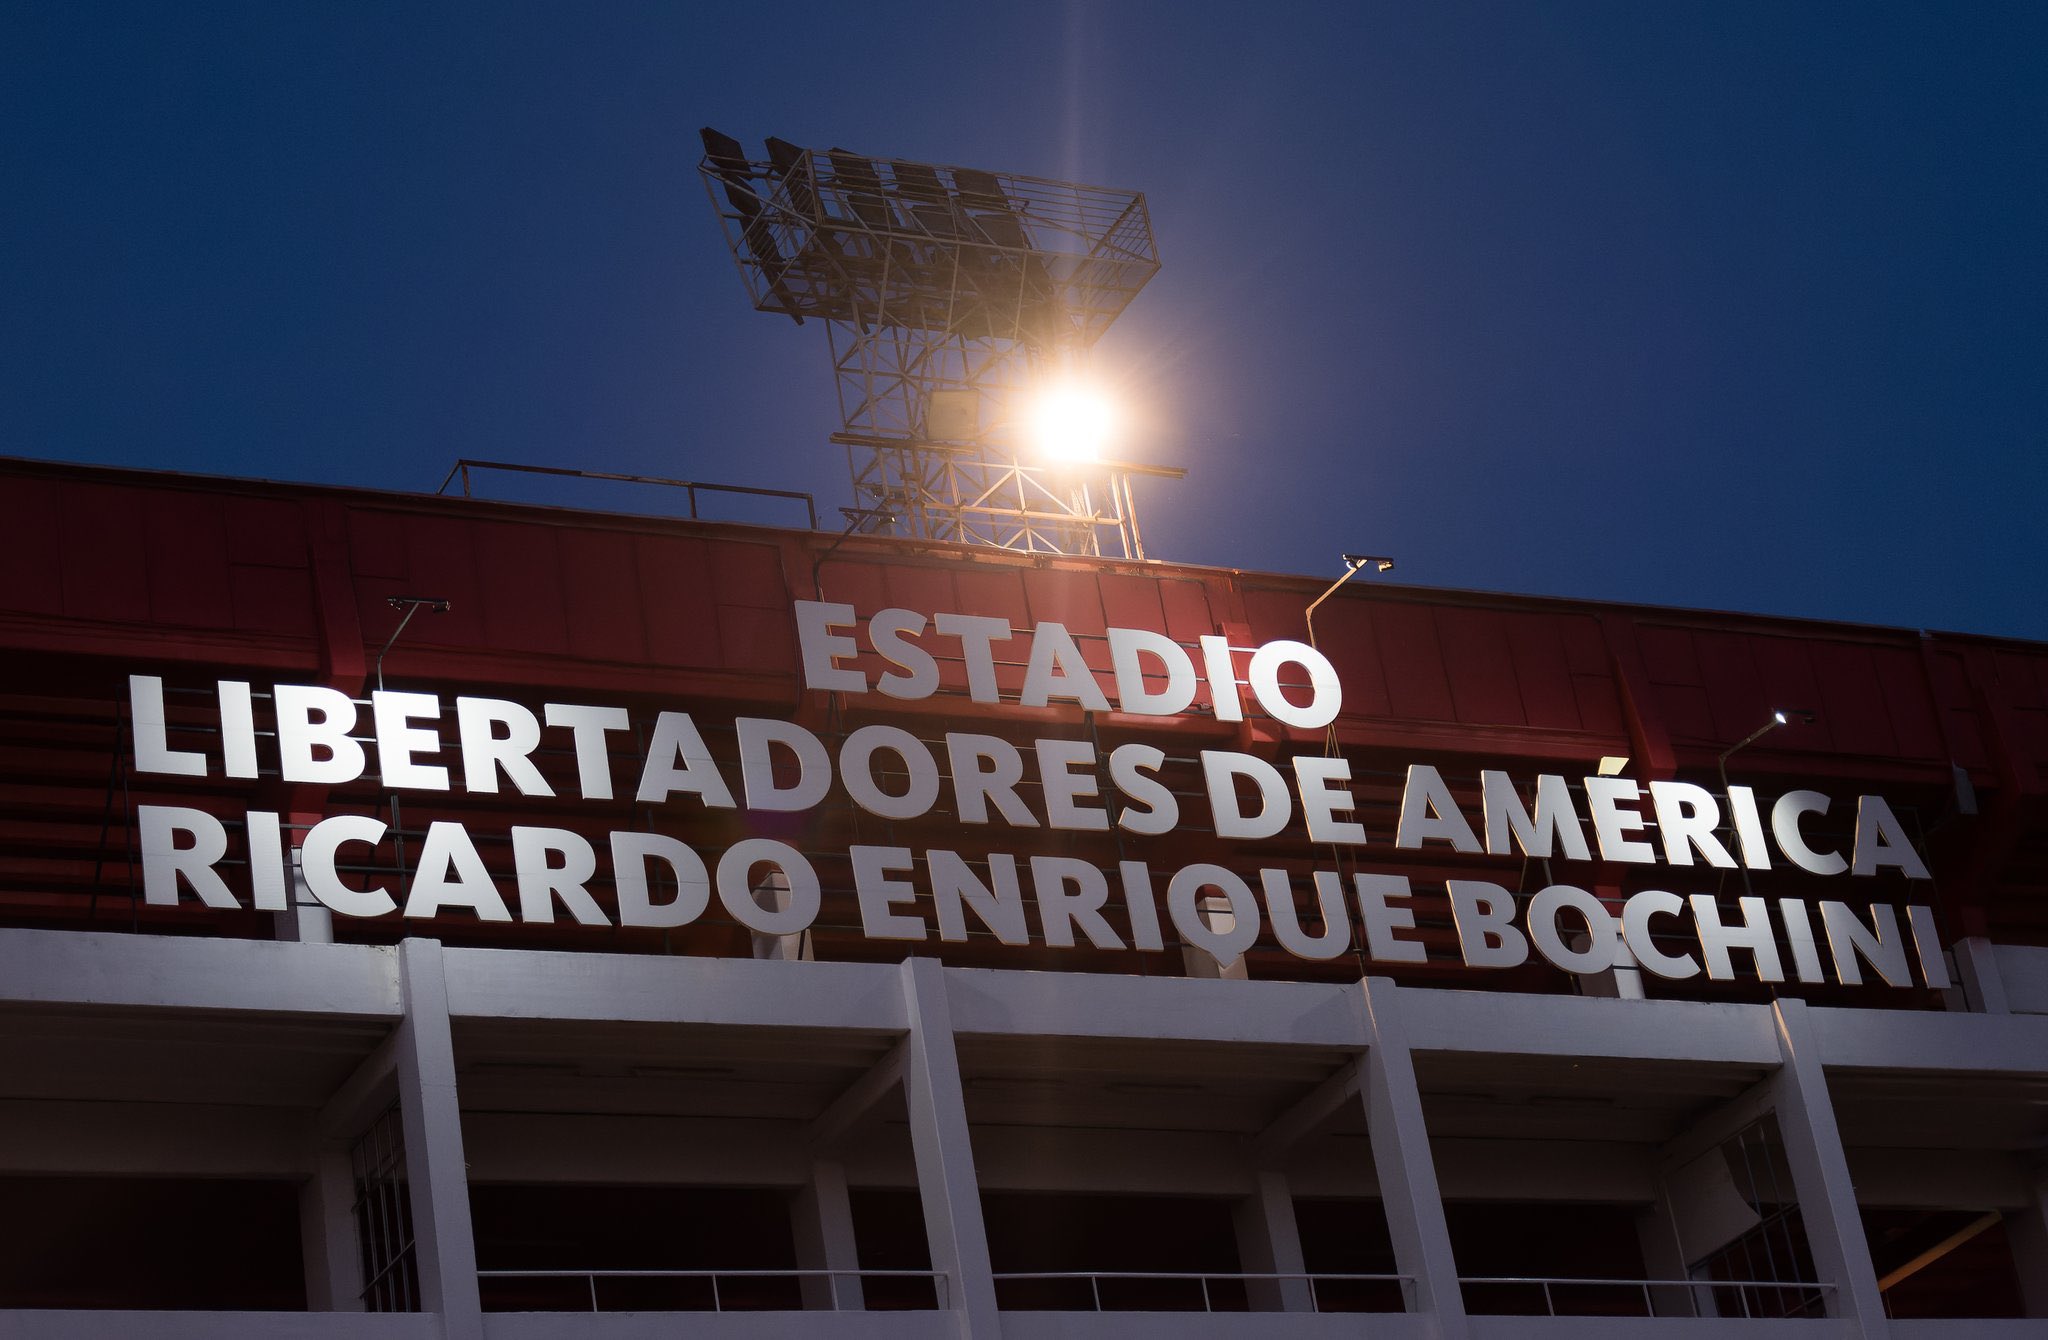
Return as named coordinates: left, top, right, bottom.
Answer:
left=1305, top=554, right=1396, bottom=652
left=1717, top=708, right=1816, bottom=902
left=375, top=596, right=452, bottom=692
left=1718, top=707, right=1815, bottom=791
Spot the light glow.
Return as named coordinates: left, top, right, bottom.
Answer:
left=1023, top=379, right=1119, bottom=464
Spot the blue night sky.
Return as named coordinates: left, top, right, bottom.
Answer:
left=4, top=3, right=2044, bottom=639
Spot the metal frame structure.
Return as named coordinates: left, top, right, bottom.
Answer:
left=698, top=130, right=1168, bottom=556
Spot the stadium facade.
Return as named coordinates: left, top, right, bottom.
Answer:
left=1, top=452, right=2044, bottom=1339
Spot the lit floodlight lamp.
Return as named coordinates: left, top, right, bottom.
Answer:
left=1023, top=379, right=1119, bottom=465
left=1343, top=553, right=1396, bottom=574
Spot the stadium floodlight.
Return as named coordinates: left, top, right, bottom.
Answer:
left=1024, top=378, right=1120, bottom=465
left=696, top=128, right=1166, bottom=556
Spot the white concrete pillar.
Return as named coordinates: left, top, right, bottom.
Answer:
left=1181, top=895, right=1249, bottom=980
left=300, top=1144, right=363, bottom=1310
left=752, top=872, right=810, bottom=960
left=1953, top=937, right=2009, bottom=1014
left=1359, top=977, right=1468, bottom=1339
left=792, top=1158, right=865, bottom=1311
left=1770, top=999, right=1887, bottom=1336
left=1635, top=1172, right=1725, bottom=1318
left=898, top=955, right=1000, bottom=1338
left=1234, top=1168, right=1315, bottom=1312
left=272, top=838, right=334, bottom=944
left=396, top=938, right=484, bottom=1340
left=2008, top=1158, right=2048, bottom=1317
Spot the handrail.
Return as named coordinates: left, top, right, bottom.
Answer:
left=478, top=1267, right=947, bottom=1313
left=992, top=1270, right=1412, bottom=1314
left=435, top=458, right=820, bottom=530
left=1458, top=1274, right=1832, bottom=1320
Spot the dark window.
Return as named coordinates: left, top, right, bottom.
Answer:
left=980, top=1191, right=1242, bottom=1311
left=470, top=1184, right=798, bottom=1312
left=0, top=1176, right=304, bottom=1310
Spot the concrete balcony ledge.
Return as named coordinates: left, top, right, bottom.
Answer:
left=997, top=1315, right=1433, bottom=1340
left=481, top=1314, right=957, bottom=1340
left=1465, top=1320, right=1853, bottom=1339
left=0, top=1314, right=440, bottom=1340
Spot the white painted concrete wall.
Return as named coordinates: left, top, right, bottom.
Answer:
left=1, top=927, right=2045, bottom=1339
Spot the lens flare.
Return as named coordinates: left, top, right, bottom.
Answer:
left=1023, top=380, right=1118, bottom=464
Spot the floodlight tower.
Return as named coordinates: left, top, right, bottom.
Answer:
left=697, top=129, right=1174, bottom=557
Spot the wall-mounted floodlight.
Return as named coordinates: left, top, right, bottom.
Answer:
left=1305, top=552, right=1398, bottom=652
left=812, top=505, right=899, bottom=598
left=1718, top=707, right=1821, bottom=895
left=1723, top=707, right=1815, bottom=769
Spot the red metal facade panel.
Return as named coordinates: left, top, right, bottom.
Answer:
left=5, top=455, right=2048, bottom=966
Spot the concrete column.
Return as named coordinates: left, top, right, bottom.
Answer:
left=1359, top=977, right=1468, bottom=1339
left=1952, top=937, right=2009, bottom=1014
left=792, top=1157, right=865, bottom=1311
left=1234, top=1168, right=1314, bottom=1312
left=2008, top=1158, right=2048, bottom=1317
left=272, top=833, right=334, bottom=944
left=898, top=955, right=1000, bottom=1339
left=300, top=1143, right=363, bottom=1310
left=1635, top=1171, right=1723, bottom=1318
left=1181, top=896, right=1249, bottom=980
left=396, top=938, right=484, bottom=1340
left=1770, top=999, right=1887, bottom=1336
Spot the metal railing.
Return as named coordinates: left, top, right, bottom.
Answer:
left=477, top=1268, right=947, bottom=1312
left=992, top=1270, right=1412, bottom=1313
left=436, top=458, right=820, bottom=529
left=1458, top=1275, right=1832, bottom=1319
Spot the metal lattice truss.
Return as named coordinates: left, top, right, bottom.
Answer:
left=699, top=130, right=1165, bottom=556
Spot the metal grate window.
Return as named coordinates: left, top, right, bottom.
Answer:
left=351, top=1101, right=420, bottom=1312
left=1688, top=1116, right=1828, bottom=1319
